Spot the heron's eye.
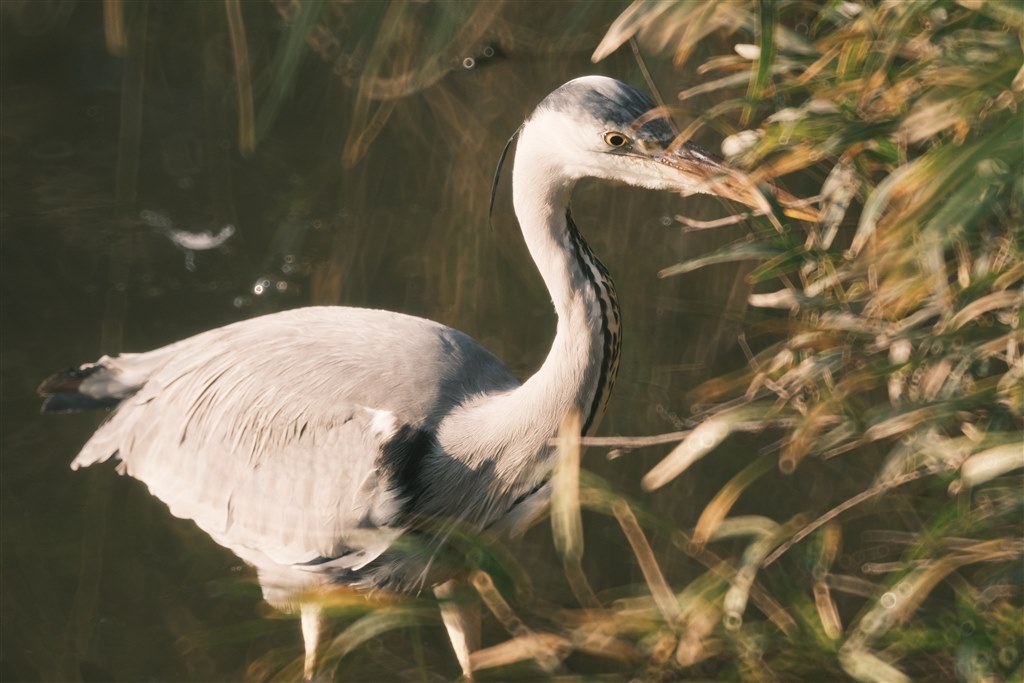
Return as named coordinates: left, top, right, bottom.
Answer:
left=603, top=131, right=629, bottom=148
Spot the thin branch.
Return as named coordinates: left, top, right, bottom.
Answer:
left=763, top=466, right=940, bottom=567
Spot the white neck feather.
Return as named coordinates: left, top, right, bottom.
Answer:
left=506, top=121, right=621, bottom=442
left=434, top=119, right=621, bottom=503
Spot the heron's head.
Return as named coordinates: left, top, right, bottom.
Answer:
left=514, top=76, right=813, bottom=220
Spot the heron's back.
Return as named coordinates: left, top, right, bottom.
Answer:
left=51, top=306, right=520, bottom=588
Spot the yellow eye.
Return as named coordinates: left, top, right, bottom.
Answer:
left=603, top=131, right=629, bottom=148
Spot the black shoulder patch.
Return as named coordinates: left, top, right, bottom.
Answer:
left=377, top=425, right=434, bottom=518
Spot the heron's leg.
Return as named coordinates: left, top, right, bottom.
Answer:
left=300, top=603, right=324, bottom=681
left=434, top=578, right=480, bottom=680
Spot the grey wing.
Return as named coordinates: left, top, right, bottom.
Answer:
left=66, top=306, right=519, bottom=569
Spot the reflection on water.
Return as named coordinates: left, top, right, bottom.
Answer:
left=140, top=209, right=235, bottom=271
left=2, top=3, right=757, bottom=681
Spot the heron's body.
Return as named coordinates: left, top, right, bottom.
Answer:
left=71, top=308, right=515, bottom=588
left=42, top=76, right=796, bottom=678
left=66, top=280, right=615, bottom=597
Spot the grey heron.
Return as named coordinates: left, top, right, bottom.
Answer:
left=40, top=76, right=806, bottom=679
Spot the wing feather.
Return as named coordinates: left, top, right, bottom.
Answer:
left=70, top=307, right=518, bottom=571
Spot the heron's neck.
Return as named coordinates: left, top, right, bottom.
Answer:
left=430, top=139, right=622, bottom=517
left=509, top=152, right=622, bottom=440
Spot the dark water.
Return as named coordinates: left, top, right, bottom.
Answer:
left=2, top=3, right=788, bottom=680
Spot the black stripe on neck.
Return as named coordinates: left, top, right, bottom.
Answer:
left=564, top=208, right=617, bottom=435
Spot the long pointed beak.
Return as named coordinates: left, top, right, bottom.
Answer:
left=653, top=144, right=819, bottom=224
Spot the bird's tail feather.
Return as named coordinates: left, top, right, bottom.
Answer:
left=38, top=365, right=120, bottom=412
left=37, top=355, right=146, bottom=413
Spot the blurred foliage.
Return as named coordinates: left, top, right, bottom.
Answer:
left=567, top=1, right=1023, bottom=681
